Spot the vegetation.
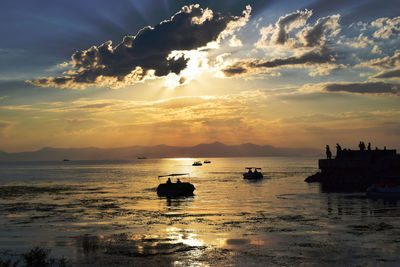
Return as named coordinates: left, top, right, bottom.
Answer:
left=0, top=247, right=68, bottom=267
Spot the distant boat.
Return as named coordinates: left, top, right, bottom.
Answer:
left=243, top=167, right=263, bottom=179
left=157, top=173, right=195, bottom=196
left=204, top=160, right=211, bottom=164
left=137, top=157, right=147, bottom=159
left=192, top=161, right=203, bottom=166
left=63, top=159, right=70, bottom=162
left=366, top=181, right=400, bottom=198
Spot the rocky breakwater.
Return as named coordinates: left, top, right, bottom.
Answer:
left=305, top=149, right=400, bottom=192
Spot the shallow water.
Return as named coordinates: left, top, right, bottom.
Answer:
left=1, top=157, right=400, bottom=266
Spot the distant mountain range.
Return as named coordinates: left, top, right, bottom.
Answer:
left=0, top=142, right=322, bottom=161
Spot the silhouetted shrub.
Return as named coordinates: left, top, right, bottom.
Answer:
left=22, top=247, right=50, bottom=267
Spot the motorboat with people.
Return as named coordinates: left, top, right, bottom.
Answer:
left=366, top=180, right=400, bottom=198
left=243, top=167, right=263, bottom=179
left=192, top=161, right=203, bottom=166
left=204, top=160, right=211, bottom=164
left=157, top=173, right=195, bottom=196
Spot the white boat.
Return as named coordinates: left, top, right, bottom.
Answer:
left=243, top=167, right=263, bottom=179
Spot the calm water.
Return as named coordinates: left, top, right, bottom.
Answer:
left=1, top=157, right=400, bottom=266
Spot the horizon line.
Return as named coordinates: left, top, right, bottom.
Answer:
left=1, top=141, right=323, bottom=154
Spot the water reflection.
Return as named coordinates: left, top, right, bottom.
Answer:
left=161, top=196, right=194, bottom=207
left=324, top=193, right=400, bottom=218
left=3, top=158, right=400, bottom=266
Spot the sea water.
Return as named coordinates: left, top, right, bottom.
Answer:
left=1, top=157, right=400, bottom=266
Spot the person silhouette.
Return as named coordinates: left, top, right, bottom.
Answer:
left=336, top=143, right=342, bottom=158
left=177, top=178, right=181, bottom=184
left=367, top=142, right=371, bottom=151
left=359, top=141, right=366, bottom=151
left=167, top=178, right=172, bottom=184
left=326, top=145, right=332, bottom=159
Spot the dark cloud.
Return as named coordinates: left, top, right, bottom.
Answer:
left=323, top=81, right=399, bottom=94
left=374, top=68, right=400, bottom=79
left=76, top=103, right=116, bottom=109
left=222, top=48, right=334, bottom=76
left=299, top=14, right=340, bottom=47
left=274, top=10, right=312, bottom=44
left=256, top=10, right=339, bottom=49
left=29, top=5, right=244, bottom=89
left=355, top=51, right=400, bottom=69
left=256, top=10, right=312, bottom=47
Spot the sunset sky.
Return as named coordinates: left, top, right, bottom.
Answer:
left=0, top=0, right=399, bottom=152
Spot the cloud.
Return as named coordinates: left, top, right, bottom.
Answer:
left=0, top=105, right=39, bottom=111
left=222, top=48, right=334, bottom=77
left=344, top=33, right=375, bottom=49
left=257, top=10, right=313, bottom=47
left=374, top=68, right=400, bottom=80
left=297, top=14, right=340, bottom=47
left=0, top=120, right=17, bottom=137
left=371, top=16, right=400, bottom=39
left=322, top=81, right=399, bottom=94
left=75, top=102, right=117, bottom=110
left=64, top=118, right=113, bottom=133
left=229, top=35, right=243, bottom=47
left=355, top=51, right=400, bottom=69
left=371, top=45, right=382, bottom=54
left=308, top=63, right=345, bottom=77
left=28, top=5, right=249, bottom=89
left=256, top=10, right=340, bottom=49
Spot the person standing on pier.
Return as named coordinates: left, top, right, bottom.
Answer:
left=359, top=141, right=366, bottom=151
left=326, top=145, right=332, bottom=159
left=336, top=143, right=342, bottom=158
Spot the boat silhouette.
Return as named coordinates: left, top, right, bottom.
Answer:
left=157, top=173, right=195, bottom=196
left=243, top=167, right=263, bottom=179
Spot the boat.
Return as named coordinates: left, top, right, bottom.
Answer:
left=63, top=159, right=70, bottom=162
left=192, top=161, right=202, bottom=166
left=157, top=174, right=195, bottom=196
left=366, top=181, right=400, bottom=198
left=243, top=167, right=263, bottom=179
left=137, top=157, right=147, bottom=159
left=204, top=160, right=211, bottom=164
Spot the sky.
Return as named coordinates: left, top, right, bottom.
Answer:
left=0, top=0, right=399, bottom=152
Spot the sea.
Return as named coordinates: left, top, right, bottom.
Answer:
left=1, top=157, right=400, bottom=266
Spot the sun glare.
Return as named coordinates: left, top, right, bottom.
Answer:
left=164, top=50, right=209, bottom=89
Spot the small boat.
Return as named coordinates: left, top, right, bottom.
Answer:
left=157, top=174, right=195, bottom=196
left=366, top=180, right=400, bottom=198
left=204, top=160, right=211, bottom=164
left=63, top=159, right=70, bottom=162
left=137, top=157, right=147, bottom=159
left=192, top=161, right=203, bottom=166
left=243, top=167, right=263, bottom=179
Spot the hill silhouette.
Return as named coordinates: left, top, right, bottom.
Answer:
left=0, top=142, right=322, bottom=161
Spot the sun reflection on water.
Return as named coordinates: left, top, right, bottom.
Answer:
left=166, top=227, right=204, bottom=247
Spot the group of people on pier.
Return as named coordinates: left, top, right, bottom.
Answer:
left=325, top=141, right=385, bottom=159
